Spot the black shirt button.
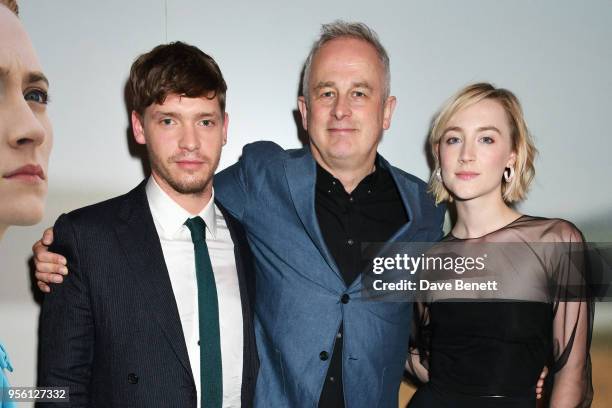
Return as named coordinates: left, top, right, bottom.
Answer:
left=320, top=351, right=329, bottom=361
left=329, top=376, right=336, bottom=382
left=349, top=196, right=354, bottom=203
left=341, top=294, right=350, bottom=304
left=347, top=239, right=354, bottom=246
left=128, top=373, right=139, bottom=384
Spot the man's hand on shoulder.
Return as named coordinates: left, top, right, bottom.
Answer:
left=33, top=227, right=68, bottom=293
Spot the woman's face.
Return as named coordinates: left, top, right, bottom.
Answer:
left=437, top=98, right=515, bottom=203
left=0, top=7, right=52, bottom=230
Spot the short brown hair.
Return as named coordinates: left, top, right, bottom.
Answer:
left=428, top=82, right=537, bottom=204
left=0, top=0, right=19, bottom=15
left=128, top=41, right=226, bottom=116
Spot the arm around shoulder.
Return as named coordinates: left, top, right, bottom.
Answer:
left=215, top=140, right=284, bottom=221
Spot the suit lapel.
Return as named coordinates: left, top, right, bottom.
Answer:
left=216, top=202, right=255, bottom=312
left=347, top=157, right=424, bottom=292
left=216, top=202, right=259, bottom=404
left=383, top=158, right=422, bottom=243
left=113, top=181, right=193, bottom=379
left=283, top=149, right=344, bottom=284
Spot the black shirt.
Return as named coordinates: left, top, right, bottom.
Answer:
left=315, top=161, right=408, bottom=407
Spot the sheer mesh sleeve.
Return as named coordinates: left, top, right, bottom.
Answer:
left=549, top=224, right=593, bottom=407
left=405, top=301, right=431, bottom=384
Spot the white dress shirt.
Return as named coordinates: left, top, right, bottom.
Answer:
left=146, top=177, right=244, bottom=408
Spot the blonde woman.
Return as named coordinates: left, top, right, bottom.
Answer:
left=0, top=1, right=53, bottom=406
left=406, top=83, right=592, bottom=407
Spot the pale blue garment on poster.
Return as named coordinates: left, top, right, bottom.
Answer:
left=0, top=342, right=16, bottom=408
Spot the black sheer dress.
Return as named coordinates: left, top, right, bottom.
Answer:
left=406, top=216, right=593, bottom=408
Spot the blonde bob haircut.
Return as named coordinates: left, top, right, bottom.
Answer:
left=428, top=82, right=537, bottom=205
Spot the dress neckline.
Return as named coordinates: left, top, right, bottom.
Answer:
left=448, top=214, right=528, bottom=240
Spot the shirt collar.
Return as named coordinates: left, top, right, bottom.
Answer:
left=315, top=156, right=381, bottom=194
left=145, top=176, right=217, bottom=240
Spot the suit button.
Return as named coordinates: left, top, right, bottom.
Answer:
left=128, top=373, right=139, bottom=384
left=341, top=294, right=350, bottom=304
left=319, top=351, right=329, bottom=361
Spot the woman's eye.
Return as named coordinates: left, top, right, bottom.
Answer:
left=480, top=136, right=494, bottom=144
left=24, top=89, right=49, bottom=104
left=445, top=136, right=460, bottom=144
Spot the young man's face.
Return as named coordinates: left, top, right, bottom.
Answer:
left=132, top=93, right=228, bottom=198
left=298, top=37, right=396, bottom=172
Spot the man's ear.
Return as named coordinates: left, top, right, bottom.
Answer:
left=382, top=96, right=397, bottom=130
left=131, top=111, right=146, bottom=145
left=297, top=96, right=308, bottom=131
left=222, top=112, right=229, bottom=146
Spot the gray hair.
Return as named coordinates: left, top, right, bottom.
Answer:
left=302, top=20, right=391, bottom=104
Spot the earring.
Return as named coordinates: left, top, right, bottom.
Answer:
left=504, top=166, right=515, bottom=182
left=435, top=168, right=442, bottom=181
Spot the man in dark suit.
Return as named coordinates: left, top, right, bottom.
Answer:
left=37, top=42, right=258, bottom=407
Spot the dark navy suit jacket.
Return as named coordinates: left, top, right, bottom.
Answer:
left=37, top=180, right=258, bottom=407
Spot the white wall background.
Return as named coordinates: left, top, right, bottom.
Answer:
left=1, top=0, right=611, bottom=399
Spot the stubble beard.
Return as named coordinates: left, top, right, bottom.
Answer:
left=148, top=149, right=213, bottom=195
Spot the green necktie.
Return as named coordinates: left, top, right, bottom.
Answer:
left=185, top=216, right=223, bottom=408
